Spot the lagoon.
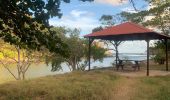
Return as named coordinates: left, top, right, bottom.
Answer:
left=0, top=54, right=147, bottom=83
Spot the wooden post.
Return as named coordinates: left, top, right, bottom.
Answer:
left=165, top=39, right=168, bottom=71
left=88, top=38, right=93, bottom=71
left=115, top=41, right=118, bottom=70
left=146, top=40, right=150, bottom=76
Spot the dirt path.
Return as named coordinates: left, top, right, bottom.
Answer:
left=112, top=77, right=138, bottom=100
left=114, top=70, right=170, bottom=77
left=110, top=69, right=170, bottom=100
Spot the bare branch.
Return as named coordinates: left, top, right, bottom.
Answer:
left=129, top=0, right=139, bottom=12
left=109, top=41, right=117, bottom=47
left=24, top=63, right=31, bottom=73
left=0, top=60, right=18, bottom=80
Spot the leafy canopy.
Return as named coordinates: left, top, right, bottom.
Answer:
left=46, top=27, right=107, bottom=71
left=120, top=0, right=170, bottom=35
left=0, top=0, right=93, bottom=57
left=119, top=0, right=170, bottom=64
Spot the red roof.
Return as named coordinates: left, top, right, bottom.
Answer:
left=84, top=22, right=170, bottom=40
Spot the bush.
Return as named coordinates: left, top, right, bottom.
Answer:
left=153, top=54, right=165, bottom=65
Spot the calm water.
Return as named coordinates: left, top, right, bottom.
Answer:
left=0, top=54, right=147, bottom=83
left=90, top=54, right=147, bottom=68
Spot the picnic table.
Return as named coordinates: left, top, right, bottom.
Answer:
left=116, top=60, right=143, bottom=71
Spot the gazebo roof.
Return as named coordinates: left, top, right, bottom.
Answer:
left=84, top=22, right=170, bottom=41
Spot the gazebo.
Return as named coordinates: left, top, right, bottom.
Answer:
left=84, top=22, right=170, bottom=76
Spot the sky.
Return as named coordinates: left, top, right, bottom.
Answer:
left=49, top=0, right=151, bottom=53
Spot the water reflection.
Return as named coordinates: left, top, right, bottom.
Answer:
left=0, top=63, right=70, bottom=84
left=0, top=55, right=147, bottom=83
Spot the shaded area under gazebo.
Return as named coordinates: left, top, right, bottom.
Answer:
left=84, top=22, right=170, bottom=76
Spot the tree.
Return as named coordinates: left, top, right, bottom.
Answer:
left=0, top=40, right=44, bottom=80
left=120, top=0, right=170, bottom=34
left=93, top=15, right=123, bottom=63
left=100, top=15, right=115, bottom=27
left=92, top=26, right=103, bottom=33
left=152, top=40, right=170, bottom=64
left=46, top=27, right=107, bottom=71
left=119, top=0, right=170, bottom=64
left=153, top=43, right=166, bottom=65
left=0, top=0, right=93, bottom=57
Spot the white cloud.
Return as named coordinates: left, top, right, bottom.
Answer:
left=95, top=0, right=128, bottom=6
left=70, top=10, right=88, bottom=18
left=49, top=9, right=100, bottom=36
left=121, top=7, right=138, bottom=13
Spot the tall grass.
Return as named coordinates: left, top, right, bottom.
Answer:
left=0, top=70, right=119, bottom=100
left=0, top=69, right=170, bottom=100
left=133, top=76, right=170, bottom=100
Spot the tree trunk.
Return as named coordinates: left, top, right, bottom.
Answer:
left=16, top=46, right=21, bottom=80
left=22, top=72, right=25, bottom=80
left=72, top=62, right=76, bottom=71
left=71, top=57, right=77, bottom=71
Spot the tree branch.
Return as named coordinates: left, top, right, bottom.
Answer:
left=129, top=0, right=139, bottom=12
left=0, top=60, right=18, bottom=80
left=24, top=63, right=31, bottom=73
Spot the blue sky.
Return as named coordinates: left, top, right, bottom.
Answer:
left=49, top=0, right=150, bottom=53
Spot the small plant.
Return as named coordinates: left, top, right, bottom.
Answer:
left=153, top=54, right=165, bottom=65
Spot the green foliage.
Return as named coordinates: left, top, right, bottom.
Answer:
left=93, top=14, right=121, bottom=33
left=91, top=43, right=107, bottom=62
left=0, top=0, right=93, bottom=57
left=119, top=0, right=170, bottom=65
left=120, top=11, right=147, bottom=23
left=152, top=40, right=167, bottom=64
left=153, top=53, right=165, bottom=65
left=92, top=26, right=103, bottom=32
left=100, top=15, right=115, bottom=27
left=46, top=27, right=107, bottom=71
left=0, top=40, right=17, bottom=60
left=120, top=0, right=170, bottom=35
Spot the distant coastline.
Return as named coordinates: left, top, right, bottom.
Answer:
left=108, top=53, right=147, bottom=57
left=113, top=53, right=146, bottom=55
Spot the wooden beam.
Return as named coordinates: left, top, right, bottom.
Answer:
left=165, top=39, right=168, bottom=71
left=113, top=41, right=118, bottom=70
left=88, top=38, right=93, bottom=71
left=115, top=44, right=118, bottom=70
left=146, top=40, right=150, bottom=76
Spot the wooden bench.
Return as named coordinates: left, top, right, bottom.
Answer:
left=116, top=60, right=124, bottom=70
left=132, top=61, right=140, bottom=71
left=116, top=60, right=141, bottom=71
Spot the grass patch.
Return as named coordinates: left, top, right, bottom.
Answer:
left=0, top=70, right=119, bottom=100
left=0, top=69, right=170, bottom=100
left=133, top=75, right=170, bottom=100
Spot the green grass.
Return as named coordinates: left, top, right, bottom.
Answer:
left=0, top=70, right=119, bottom=100
left=0, top=70, right=170, bottom=100
left=133, top=75, right=170, bottom=100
